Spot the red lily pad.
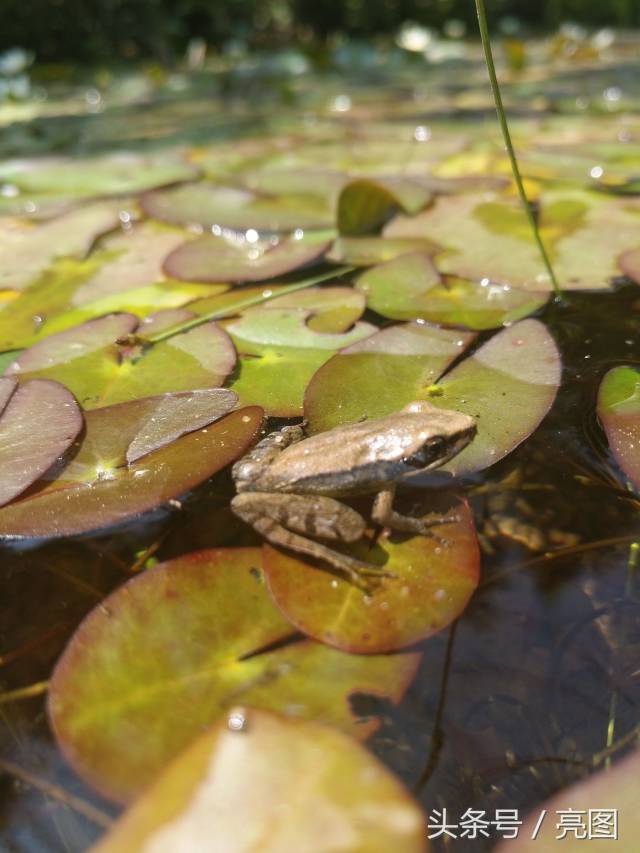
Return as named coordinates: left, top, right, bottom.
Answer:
left=618, top=247, right=640, bottom=284
left=0, top=202, right=122, bottom=292
left=305, top=319, right=561, bottom=475
left=597, top=366, right=640, bottom=490
left=141, top=183, right=334, bottom=232
left=164, top=231, right=332, bottom=284
left=6, top=310, right=236, bottom=409
left=0, top=378, right=82, bottom=507
left=356, top=252, right=548, bottom=330
left=93, top=707, right=428, bottom=853
left=0, top=399, right=260, bottom=539
left=48, top=548, right=420, bottom=801
left=264, top=490, right=480, bottom=654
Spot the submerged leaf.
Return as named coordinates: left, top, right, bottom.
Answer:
left=164, top=231, right=331, bottom=283
left=0, top=399, right=260, bottom=538
left=6, top=310, right=236, bottom=409
left=93, top=707, right=428, bottom=853
left=0, top=378, right=82, bottom=507
left=305, top=319, right=561, bottom=475
left=264, top=491, right=480, bottom=653
left=597, top=366, right=640, bottom=490
left=48, top=548, right=419, bottom=801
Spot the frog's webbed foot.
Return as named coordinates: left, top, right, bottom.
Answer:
left=231, top=492, right=392, bottom=591
left=372, top=485, right=460, bottom=538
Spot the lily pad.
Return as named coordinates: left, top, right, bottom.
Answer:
left=164, top=231, right=332, bottom=284
left=356, top=252, right=548, bottom=329
left=5, top=310, right=236, bottom=409
left=597, top=366, right=640, bottom=490
left=337, top=178, right=432, bottom=236
left=0, top=378, right=82, bottom=507
left=328, top=235, right=439, bottom=266
left=226, top=306, right=376, bottom=417
left=0, top=154, right=198, bottom=199
left=0, top=399, right=261, bottom=539
left=264, top=490, right=480, bottom=654
left=92, top=707, right=428, bottom=853
left=305, top=319, right=561, bottom=475
left=141, top=183, right=334, bottom=232
left=0, top=202, right=122, bottom=292
left=48, top=548, right=420, bottom=801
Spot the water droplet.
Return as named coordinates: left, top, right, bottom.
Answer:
left=227, top=710, right=247, bottom=731
left=590, top=165, right=604, bottom=179
left=245, top=228, right=259, bottom=244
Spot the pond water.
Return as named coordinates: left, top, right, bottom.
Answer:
left=1, top=33, right=639, bottom=851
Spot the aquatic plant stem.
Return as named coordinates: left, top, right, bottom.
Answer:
left=474, top=0, right=562, bottom=299
left=126, top=265, right=355, bottom=347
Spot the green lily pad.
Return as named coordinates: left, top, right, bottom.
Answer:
left=305, top=319, right=561, bottom=475
left=328, top=235, right=439, bottom=266
left=337, top=178, right=432, bottom=236
left=0, top=400, right=261, bottom=539
left=48, top=548, right=420, bottom=801
left=0, top=378, right=82, bottom=507
left=164, top=231, right=332, bottom=284
left=226, top=307, right=376, bottom=417
left=264, top=490, right=480, bottom=654
left=92, top=707, right=427, bottom=853
left=141, top=183, right=334, bottom=232
left=386, top=189, right=640, bottom=291
left=597, top=366, right=640, bottom=490
left=0, top=154, right=198, bottom=199
left=6, top=310, right=236, bottom=409
left=356, top=252, right=548, bottom=329
left=0, top=202, right=122, bottom=292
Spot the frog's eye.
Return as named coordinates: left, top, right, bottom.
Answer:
left=403, top=437, right=446, bottom=468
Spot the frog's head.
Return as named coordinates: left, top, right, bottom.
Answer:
left=399, top=400, right=477, bottom=471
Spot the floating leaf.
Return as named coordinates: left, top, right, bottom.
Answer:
left=0, top=202, right=122, bottom=292
left=0, top=154, right=198, bottom=198
left=356, top=252, right=548, bottom=329
left=305, top=319, right=561, bottom=475
left=6, top=310, right=236, bottom=409
left=0, top=400, right=261, bottom=538
left=328, top=235, right=439, bottom=266
left=336, top=177, right=431, bottom=236
left=387, top=190, right=640, bottom=290
left=141, top=183, right=334, bottom=232
left=164, top=231, right=332, bottom=284
left=597, top=366, right=640, bottom=490
left=618, top=247, right=640, bottom=284
left=48, top=548, right=419, bottom=801
left=226, top=307, right=375, bottom=417
left=93, top=707, right=427, bottom=853
left=264, top=490, right=480, bottom=653
left=0, top=378, right=82, bottom=507
left=497, top=749, right=640, bottom=852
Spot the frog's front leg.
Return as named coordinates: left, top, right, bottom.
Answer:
left=372, top=485, right=460, bottom=534
left=232, top=424, right=305, bottom=491
left=231, top=492, right=391, bottom=588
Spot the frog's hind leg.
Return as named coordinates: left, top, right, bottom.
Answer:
left=231, top=492, right=390, bottom=589
left=372, top=485, right=460, bottom=535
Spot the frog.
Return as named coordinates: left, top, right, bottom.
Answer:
left=231, top=400, right=477, bottom=587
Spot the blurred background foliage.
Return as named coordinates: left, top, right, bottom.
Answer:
left=0, top=0, right=637, bottom=63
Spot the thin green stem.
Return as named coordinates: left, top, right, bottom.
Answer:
left=127, top=265, right=355, bottom=347
left=474, top=0, right=562, bottom=298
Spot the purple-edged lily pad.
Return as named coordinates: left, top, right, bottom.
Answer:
left=0, top=397, right=261, bottom=539
left=5, top=310, right=236, bottom=409
left=597, top=366, right=640, bottom=490
left=164, top=231, right=332, bottom=284
left=0, top=377, right=82, bottom=507
left=48, top=548, right=420, bottom=801
left=305, top=319, right=561, bottom=475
